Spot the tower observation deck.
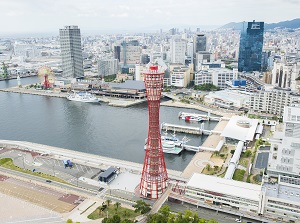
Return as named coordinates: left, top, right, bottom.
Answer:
left=140, top=65, right=168, bottom=199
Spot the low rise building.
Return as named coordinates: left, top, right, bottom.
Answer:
left=263, top=176, right=300, bottom=222
left=194, top=67, right=238, bottom=89
left=204, top=90, right=249, bottom=109
left=185, top=173, right=264, bottom=214
left=221, top=115, right=259, bottom=144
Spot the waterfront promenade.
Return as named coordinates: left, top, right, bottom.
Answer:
left=160, top=100, right=239, bottom=117
left=0, top=87, right=146, bottom=107
left=0, top=140, right=182, bottom=178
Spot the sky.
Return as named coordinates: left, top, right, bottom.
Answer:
left=0, top=0, right=300, bottom=35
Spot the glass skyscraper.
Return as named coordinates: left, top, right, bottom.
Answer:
left=59, top=26, right=84, bottom=78
left=238, top=21, right=264, bottom=72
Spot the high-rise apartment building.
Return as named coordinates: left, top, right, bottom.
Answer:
left=98, top=59, right=119, bottom=77
left=59, top=25, right=84, bottom=78
left=238, top=21, right=264, bottom=72
left=170, top=36, right=186, bottom=64
left=249, top=87, right=300, bottom=116
left=271, top=60, right=300, bottom=90
left=120, top=40, right=141, bottom=65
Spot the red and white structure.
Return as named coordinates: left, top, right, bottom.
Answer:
left=140, top=65, right=168, bottom=199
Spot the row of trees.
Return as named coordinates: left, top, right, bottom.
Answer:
left=193, top=83, right=220, bottom=91
left=147, top=205, right=218, bottom=223
left=73, top=200, right=220, bottom=223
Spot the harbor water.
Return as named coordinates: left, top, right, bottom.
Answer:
left=0, top=77, right=218, bottom=171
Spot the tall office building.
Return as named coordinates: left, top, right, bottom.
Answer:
left=59, top=25, right=84, bottom=78
left=193, top=34, right=207, bottom=71
left=238, top=21, right=264, bottom=72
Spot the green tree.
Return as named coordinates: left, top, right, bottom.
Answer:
left=106, top=199, right=112, bottom=207
left=206, top=164, right=211, bottom=171
left=66, top=219, right=73, bottom=223
left=244, top=150, right=252, bottom=157
left=114, top=202, right=121, bottom=213
left=158, top=205, right=171, bottom=219
left=133, top=200, right=151, bottom=214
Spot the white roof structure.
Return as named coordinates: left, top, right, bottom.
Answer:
left=221, top=116, right=259, bottom=141
left=187, top=173, right=262, bottom=202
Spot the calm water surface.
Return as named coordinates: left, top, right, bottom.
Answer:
left=0, top=77, right=218, bottom=171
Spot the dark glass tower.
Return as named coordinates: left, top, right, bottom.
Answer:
left=238, top=21, right=264, bottom=72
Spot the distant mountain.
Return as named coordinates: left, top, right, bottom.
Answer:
left=219, top=18, right=300, bottom=30
left=220, top=22, right=244, bottom=30
left=265, top=18, right=300, bottom=29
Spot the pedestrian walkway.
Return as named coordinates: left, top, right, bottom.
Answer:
left=65, top=199, right=103, bottom=223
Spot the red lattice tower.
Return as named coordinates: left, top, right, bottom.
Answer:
left=140, top=65, right=168, bottom=199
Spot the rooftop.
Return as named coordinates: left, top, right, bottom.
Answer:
left=221, top=116, right=259, bottom=141
left=263, top=182, right=300, bottom=203
left=110, top=80, right=145, bottom=90
left=187, top=173, right=262, bottom=202
left=99, top=167, right=117, bottom=178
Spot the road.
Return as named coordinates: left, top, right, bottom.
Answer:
left=165, top=201, right=262, bottom=223
left=0, top=166, right=97, bottom=197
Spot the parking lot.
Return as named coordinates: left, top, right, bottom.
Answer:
left=255, top=152, right=269, bottom=169
left=0, top=149, right=102, bottom=187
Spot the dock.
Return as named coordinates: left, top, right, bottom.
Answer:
left=161, top=122, right=222, bottom=136
left=178, top=111, right=229, bottom=122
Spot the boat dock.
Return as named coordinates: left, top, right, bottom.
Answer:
left=161, top=122, right=222, bottom=136
left=178, top=111, right=229, bottom=122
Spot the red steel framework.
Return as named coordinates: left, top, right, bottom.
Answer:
left=43, top=75, right=51, bottom=89
left=140, top=65, right=168, bottom=199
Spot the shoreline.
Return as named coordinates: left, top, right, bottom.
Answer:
left=0, top=87, right=146, bottom=107
left=0, top=140, right=182, bottom=178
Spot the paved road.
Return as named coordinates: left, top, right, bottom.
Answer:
left=165, top=201, right=262, bottom=223
left=0, top=167, right=97, bottom=197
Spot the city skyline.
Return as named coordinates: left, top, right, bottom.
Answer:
left=0, top=0, right=299, bottom=35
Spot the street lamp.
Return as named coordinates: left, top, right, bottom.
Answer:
left=22, top=157, right=25, bottom=169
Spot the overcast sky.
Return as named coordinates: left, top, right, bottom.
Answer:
left=0, top=0, right=299, bottom=35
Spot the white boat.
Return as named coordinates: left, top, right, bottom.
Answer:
left=184, top=116, right=203, bottom=122
left=179, top=114, right=204, bottom=122
left=144, top=134, right=189, bottom=155
left=67, top=92, right=100, bottom=103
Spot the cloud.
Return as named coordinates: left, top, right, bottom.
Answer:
left=0, top=0, right=299, bottom=33
left=109, top=13, right=129, bottom=18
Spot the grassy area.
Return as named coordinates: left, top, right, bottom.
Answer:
left=88, top=203, right=139, bottom=220
left=238, top=158, right=249, bottom=168
left=232, top=169, right=246, bottom=181
left=0, top=158, right=68, bottom=184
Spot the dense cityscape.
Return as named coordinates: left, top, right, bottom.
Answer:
left=0, top=1, right=300, bottom=223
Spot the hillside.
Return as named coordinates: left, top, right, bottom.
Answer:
left=219, top=18, right=300, bottom=30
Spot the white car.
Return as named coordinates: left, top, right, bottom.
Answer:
left=235, top=219, right=242, bottom=222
